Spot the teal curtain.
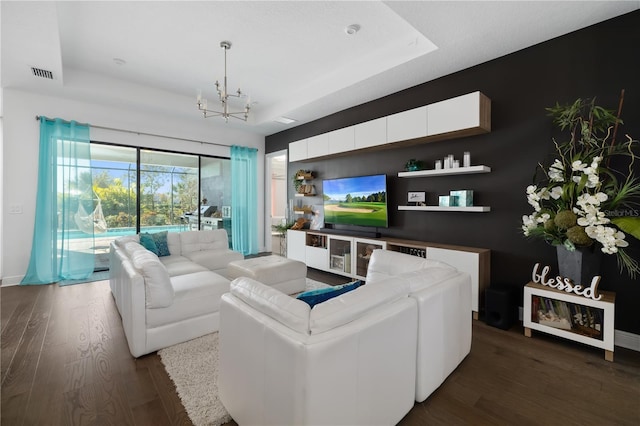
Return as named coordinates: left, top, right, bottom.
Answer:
left=21, top=117, right=94, bottom=284
left=230, top=145, right=258, bottom=255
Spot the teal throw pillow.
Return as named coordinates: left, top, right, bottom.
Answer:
left=139, top=233, right=159, bottom=255
left=296, top=280, right=362, bottom=308
left=149, top=231, right=170, bottom=257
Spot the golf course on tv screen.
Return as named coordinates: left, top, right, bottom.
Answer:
left=323, top=174, right=388, bottom=228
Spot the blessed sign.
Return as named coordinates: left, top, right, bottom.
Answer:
left=531, top=263, right=603, bottom=301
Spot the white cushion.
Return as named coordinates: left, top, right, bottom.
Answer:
left=184, top=249, right=244, bottom=272
left=397, top=268, right=461, bottom=293
left=146, top=271, right=230, bottom=328
left=309, top=281, right=410, bottom=334
left=228, top=255, right=306, bottom=285
left=115, top=234, right=140, bottom=248
left=366, top=249, right=455, bottom=284
left=123, top=241, right=146, bottom=258
left=180, top=229, right=229, bottom=254
left=162, top=259, right=209, bottom=277
left=230, top=277, right=310, bottom=334
left=167, top=232, right=181, bottom=256
left=130, top=248, right=174, bottom=308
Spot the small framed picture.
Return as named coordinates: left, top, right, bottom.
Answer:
left=408, top=191, right=426, bottom=206
left=330, top=255, right=345, bottom=271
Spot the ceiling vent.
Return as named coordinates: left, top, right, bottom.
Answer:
left=31, top=67, right=54, bottom=80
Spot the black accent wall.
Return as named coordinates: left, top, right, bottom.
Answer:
left=266, top=11, right=640, bottom=335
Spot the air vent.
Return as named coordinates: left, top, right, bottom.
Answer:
left=31, top=67, right=54, bottom=79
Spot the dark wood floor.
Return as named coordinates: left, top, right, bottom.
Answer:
left=2, top=268, right=639, bottom=425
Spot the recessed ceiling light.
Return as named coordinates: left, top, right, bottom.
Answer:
left=344, top=24, right=361, bottom=36
left=113, top=58, right=126, bottom=66
left=274, top=116, right=297, bottom=124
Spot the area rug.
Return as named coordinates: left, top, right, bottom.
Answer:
left=158, top=278, right=330, bottom=426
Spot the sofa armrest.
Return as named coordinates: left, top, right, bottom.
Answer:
left=230, top=277, right=310, bottom=333
left=409, top=272, right=472, bottom=402
left=109, top=248, right=149, bottom=358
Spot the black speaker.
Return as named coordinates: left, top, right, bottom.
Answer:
left=485, top=286, right=517, bottom=330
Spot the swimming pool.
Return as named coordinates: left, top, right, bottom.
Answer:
left=63, top=225, right=185, bottom=239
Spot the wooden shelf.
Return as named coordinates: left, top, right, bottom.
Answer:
left=398, top=205, right=490, bottom=212
left=398, top=165, right=491, bottom=178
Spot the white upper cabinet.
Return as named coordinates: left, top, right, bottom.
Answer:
left=306, top=133, right=329, bottom=159
left=328, top=126, right=355, bottom=155
left=354, top=117, right=387, bottom=149
left=289, top=139, right=308, bottom=162
left=386, top=106, right=428, bottom=143
left=288, top=92, right=491, bottom=163
left=427, top=91, right=490, bottom=136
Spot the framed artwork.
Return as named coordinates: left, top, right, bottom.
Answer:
left=408, top=191, right=426, bottom=206
left=330, top=255, right=345, bottom=271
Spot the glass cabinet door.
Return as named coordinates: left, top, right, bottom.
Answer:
left=355, top=239, right=386, bottom=279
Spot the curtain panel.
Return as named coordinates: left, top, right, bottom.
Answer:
left=230, top=145, right=258, bottom=255
left=21, top=118, right=94, bottom=285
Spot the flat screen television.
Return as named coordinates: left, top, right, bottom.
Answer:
left=323, top=174, right=388, bottom=228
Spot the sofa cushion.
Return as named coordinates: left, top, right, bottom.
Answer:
left=129, top=248, right=174, bottom=308
left=167, top=232, right=181, bottom=257
left=184, top=249, right=243, bottom=272
left=180, top=229, right=229, bottom=254
left=139, top=231, right=171, bottom=257
left=139, top=233, right=159, bottom=255
left=161, top=258, right=209, bottom=277
left=146, top=271, right=230, bottom=328
left=151, top=231, right=171, bottom=257
left=297, top=280, right=361, bottom=308
left=366, top=249, right=455, bottom=284
left=397, top=268, right=461, bottom=293
left=114, top=234, right=139, bottom=248
left=123, top=241, right=147, bottom=258
left=230, top=277, right=310, bottom=334
left=309, top=281, right=410, bottom=334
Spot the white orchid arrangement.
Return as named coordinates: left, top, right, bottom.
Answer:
left=522, top=95, right=640, bottom=278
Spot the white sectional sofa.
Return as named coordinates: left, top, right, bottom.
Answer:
left=218, top=249, right=472, bottom=425
left=219, top=276, right=419, bottom=426
left=109, top=229, right=243, bottom=357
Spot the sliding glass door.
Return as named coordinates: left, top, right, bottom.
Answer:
left=79, top=144, right=232, bottom=271
left=88, top=144, right=138, bottom=270
left=200, top=156, right=232, bottom=244
left=139, top=149, right=198, bottom=233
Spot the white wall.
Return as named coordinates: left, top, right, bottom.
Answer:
left=2, top=88, right=265, bottom=285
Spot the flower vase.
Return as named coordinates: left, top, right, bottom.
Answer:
left=556, top=245, right=602, bottom=286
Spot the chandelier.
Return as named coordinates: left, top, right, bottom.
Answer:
left=197, top=41, right=250, bottom=122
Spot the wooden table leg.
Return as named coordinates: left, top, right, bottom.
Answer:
left=605, top=350, right=614, bottom=362
left=524, top=327, right=531, bottom=337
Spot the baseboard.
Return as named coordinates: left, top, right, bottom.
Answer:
left=1, top=276, right=23, bottom=287
left=518, top=307, right=639, bottom=352
left=615, top=330, right=640, bottom=351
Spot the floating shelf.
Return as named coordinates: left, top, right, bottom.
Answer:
left=398, top=165, right=491, bottom=178
left=398, top=205, right=491, bottom=212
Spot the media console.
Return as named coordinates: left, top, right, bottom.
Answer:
left=287, top=229, right=490, bottom=319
